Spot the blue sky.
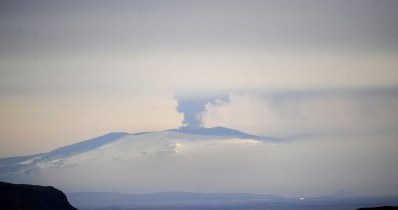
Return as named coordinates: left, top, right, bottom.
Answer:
left=0, top=0, right=397, bottom=158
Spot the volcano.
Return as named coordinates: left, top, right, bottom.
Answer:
left=0, top=127, right=278, bottom=193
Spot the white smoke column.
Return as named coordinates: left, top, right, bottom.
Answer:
left=174, top=93, right=229, bottom=128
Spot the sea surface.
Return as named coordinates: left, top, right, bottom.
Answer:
left=67, top=192, right=398, bottom=210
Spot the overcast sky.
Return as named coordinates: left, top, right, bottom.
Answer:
left=0, top=0, right=397, bottom=158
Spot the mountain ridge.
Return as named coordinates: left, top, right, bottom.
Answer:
left=0, top=126, right=277, bottom=160
left=172, top=126, right=279, bottom=141
left=0, top=126, right=278, bottom=193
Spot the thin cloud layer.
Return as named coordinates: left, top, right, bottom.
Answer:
left=203, top=89, right=398, bottom=138
left=1, top=0, right=397, bottom=54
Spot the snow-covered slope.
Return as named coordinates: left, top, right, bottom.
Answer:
left=0, top=127, right=278, bottom=193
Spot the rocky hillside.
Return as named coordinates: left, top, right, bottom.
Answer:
left=0, top=181, right=77, bottom=210
left=357, top=206, right=398, bottom=210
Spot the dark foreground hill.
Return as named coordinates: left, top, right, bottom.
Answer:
left=358, top=207, right=398, bottom=210
left=0, top=181, right=77, bottom=210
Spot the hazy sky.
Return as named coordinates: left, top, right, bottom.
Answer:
left=1, top=0, right=398, bottom=158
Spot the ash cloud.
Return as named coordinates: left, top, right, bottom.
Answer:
left=174, top=94, right=229, bottom=128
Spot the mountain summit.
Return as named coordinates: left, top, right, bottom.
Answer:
left=174, top=126, right=277, bottom=141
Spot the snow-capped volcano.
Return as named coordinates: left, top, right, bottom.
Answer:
left=0, top=127, right=278, bottom=193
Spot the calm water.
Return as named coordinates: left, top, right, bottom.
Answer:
left=71, top=196, right=398, bottom=210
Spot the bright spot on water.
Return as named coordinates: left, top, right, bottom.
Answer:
left=299, top=197, right=305, bottom=200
